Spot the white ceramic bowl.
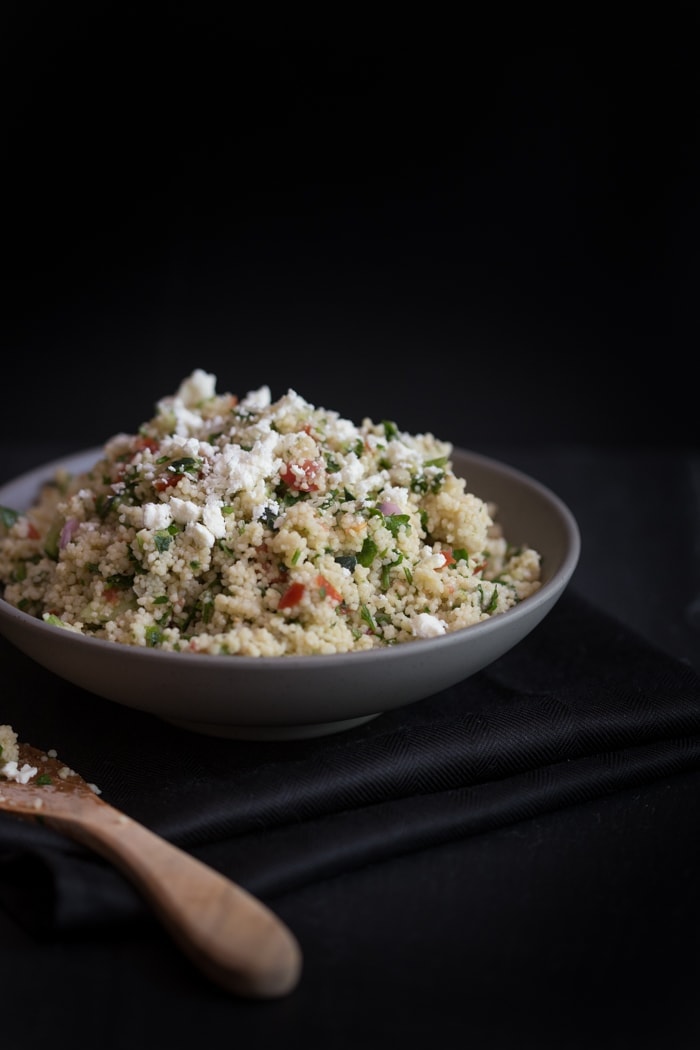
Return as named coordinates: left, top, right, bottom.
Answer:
left=0, top=447, right=580, bottom=739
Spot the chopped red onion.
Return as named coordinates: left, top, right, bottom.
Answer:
left=379, top=500, right=401, bottom=516
left=59, top=518, right=80, bottom=549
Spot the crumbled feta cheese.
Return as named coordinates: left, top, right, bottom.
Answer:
left=202, top=500, right=226, bottom=539
left=0, top=760, right=38, bottom=784
left=214, top=433, right=280, bottom=492
left=419, top=546, right=449, bottom=571
left=411, top=613, right=448, bottom=638
left=383, top=439, right=425, bottom=469
left=253, top=499, right=280, bottom=521
left=176, top=369, right=217, bottom=407
left=332, top=453, right=365, bottom=488
left=171, top=404, right=208, bottom=437
left=240, top=385, right=272, bottom=412
left=142, top=503, right=173, bottom=530
left=169, top=497, right=201, bottom=524
left=188, top=522, right=216, bottom=549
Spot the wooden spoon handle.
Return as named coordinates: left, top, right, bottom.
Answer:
left=45, top=805, right=302, bottom=998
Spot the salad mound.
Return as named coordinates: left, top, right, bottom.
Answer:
left=0, top=370, right=542, bottom=656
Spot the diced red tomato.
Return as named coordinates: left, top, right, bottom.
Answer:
left=316, top=575, right=342, bottom=602
left=438, top=549, right=456, bottom=568
left=278, top=582, right=306, bottom=609
left=26, top=521, right=40, bottom=540
left=133, top=435, right=160, bottom=453
left=103, top=588, right=121, bottom=603
left=279, top=459, right=323, bottom=492
left=154, top=473, right=184, bottom=492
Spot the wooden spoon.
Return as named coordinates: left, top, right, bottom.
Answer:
left=0, top=741, right=302, bottom=999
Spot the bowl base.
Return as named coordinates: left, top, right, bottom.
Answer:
left=161, top=712, right=382, bottom=740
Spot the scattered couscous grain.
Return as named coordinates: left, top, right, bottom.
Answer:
left=0, top=370, right=542, bottom=656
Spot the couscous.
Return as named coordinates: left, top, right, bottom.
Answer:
left=0, top=723, right=37, bottom=784
left=0, top=370, right=542, bottom=656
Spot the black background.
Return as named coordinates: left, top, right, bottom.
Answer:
left=4, top=9, right=697, bottom=449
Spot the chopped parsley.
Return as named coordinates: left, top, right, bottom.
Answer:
left=0, top=506, right=19, bottom=529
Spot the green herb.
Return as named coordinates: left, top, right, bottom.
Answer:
left=325, top=454, right=341, bottom=472
left=357, top=537, right=378, bottom=567
left=360, top=604, right=377, bottom=633
left=105, top=573, right=133, bottom=590
left=276, top=487, right=310, bottom=507
left=167, top=456, right=201, bottom=475
left=145, top=625, right=162, bottom=647
left=424, top=456, right=448, bottom=468
left=335, top=554, right=357, bottom=572
left=153, top=595, right=169, bottom=605
left=1, top=504, right=21, bottom=527
left=452, top=548, right=469, bottom=563
left=382, top=420, right=399, bottom=440
left=291, top=549, right=302, bottom=566
left=154, top=531, right=172, bottom=553
left=484, top=586, right=499, bottom=614
left=36, top=774, right=53, bottom=786
left=43, top=522, right=62, bottom=560
left=320, top=490, right=339, bottom=510
left=95, top=493, right=120, bottom=519
left=200, top=593, right=214, bottom=624
left=381, top=552, right=404, bottom=590
left=383, top=513, right=410, bottom=538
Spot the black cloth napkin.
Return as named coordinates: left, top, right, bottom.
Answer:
left=1, top=588, right=699, bottom=936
